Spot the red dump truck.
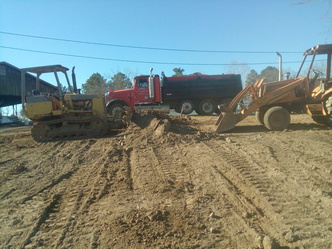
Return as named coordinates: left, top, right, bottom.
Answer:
left=105, top=70, right=243, bottom=115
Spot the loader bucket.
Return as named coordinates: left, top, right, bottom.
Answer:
left=215, top=78, right=266, bottom=133
left=215, top=112, right=237, bottom=133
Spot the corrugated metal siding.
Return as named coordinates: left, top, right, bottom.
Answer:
left=0, top=65, right=21, bottom=95
left=0, top=62, right=58, bottom=107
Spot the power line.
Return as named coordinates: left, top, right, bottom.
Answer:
left=0, top=45, right=303, bottom=66
left=0, top=31, right=302, bottom=54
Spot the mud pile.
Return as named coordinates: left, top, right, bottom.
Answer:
left=0, top=114, right=331, bottom=248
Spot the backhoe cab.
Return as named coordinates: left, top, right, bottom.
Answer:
left=216, top=44, right=332, bottom=132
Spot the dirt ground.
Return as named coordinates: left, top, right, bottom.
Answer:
left=0, top=113, right=331, bottom=249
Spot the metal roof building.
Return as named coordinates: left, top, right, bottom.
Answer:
left=0, top=62, right=58, bottom=108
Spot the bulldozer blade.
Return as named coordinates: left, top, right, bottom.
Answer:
left=215, top=112, right=237, bottom=133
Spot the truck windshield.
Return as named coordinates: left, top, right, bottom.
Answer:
left=137, top=79, right=148, bottom=87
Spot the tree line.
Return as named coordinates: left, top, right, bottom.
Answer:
left=82, top=72, right=132, bottom=95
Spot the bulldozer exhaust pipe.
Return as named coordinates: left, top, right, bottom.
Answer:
left=72, top=66, right=78, bottom=94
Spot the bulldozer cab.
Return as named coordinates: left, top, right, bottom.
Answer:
left=21, top=65, right=79, bottom=119
left=21, top=65, right=75, bottom=102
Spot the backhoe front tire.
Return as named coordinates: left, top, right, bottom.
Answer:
left=255, top=109, right=266, bottom=125
left=263, top=106, right=290, bottom=131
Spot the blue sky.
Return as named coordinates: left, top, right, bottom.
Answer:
left=0, top=0, right=331, bottom=90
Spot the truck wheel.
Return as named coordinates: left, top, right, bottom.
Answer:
left=197, top=99, right=216, bottom=116
left=108, top=103, right=125, bottom=117
left=177, top=100, right=194, bottom=115
left=263, top=106, right=290, bottom=131
left=195, top=106, right=202, bottom=115
left=255, top=109, right=266, bottom=125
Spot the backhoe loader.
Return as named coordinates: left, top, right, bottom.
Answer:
left=21, top=65, right=132, bottom=141
left=216, top=44, right=332, bottom=132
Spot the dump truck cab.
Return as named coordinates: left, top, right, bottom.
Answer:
left=105, top=73, right=163, bottom=115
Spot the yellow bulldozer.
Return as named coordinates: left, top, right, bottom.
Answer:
left=216, top=44, right=332, bottom=132
left=21, top=65, right=132, bottom=141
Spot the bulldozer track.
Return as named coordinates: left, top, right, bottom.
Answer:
left=31, top=117, right=109, bottom=142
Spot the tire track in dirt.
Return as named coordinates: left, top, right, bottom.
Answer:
left=206, top=135, right=332, bottom=247
left=267, top=135, right=332, bottom=195
left=19, top=194, right=61, bottom=249
left=53, top=142, right=133, bottom=249
left=129, top=136, right=193, bottom=196
left=0, top=139, right=82, bottom=248
left=2, top=191, right=50, bottom=248
left=236, top=134, right=332, bottom=205
left=251, top=134, right=332, bottom=246
left=1, top=115, right=331, bottom=249
left=129, top=144, right=163, bottom=192
left=20, top=171, right=74, bottom=204
left=24, top=175, right=88, bottom=248
left=14, top=139, right=129, bottom=248
left=213, top=140, right=313, bottom=243
left=14, top=162, right=88, bottom=247
left=151, top=143, right=193, bottom=193
left=126, top=116, right=193, bottom=194
left=185, top=140, right=280, bottom=247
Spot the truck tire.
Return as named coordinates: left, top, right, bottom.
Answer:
left=263, top=106, right=290, bottom=131
left=197, top=99, right=216, bottom=116
left=177, top=100, right=194, bottom=115
left=108, top=103, right=125, bottom=117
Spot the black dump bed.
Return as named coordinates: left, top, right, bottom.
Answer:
left=161, top=74, right=242, bottom=101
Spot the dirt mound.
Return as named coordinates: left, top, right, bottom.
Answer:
left=0, top=114, right=331, bottom=248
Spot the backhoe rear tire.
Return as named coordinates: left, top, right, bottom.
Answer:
left=264, top=106, right=290, bottom=131
left=325, top=95, right=332, bottom=126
